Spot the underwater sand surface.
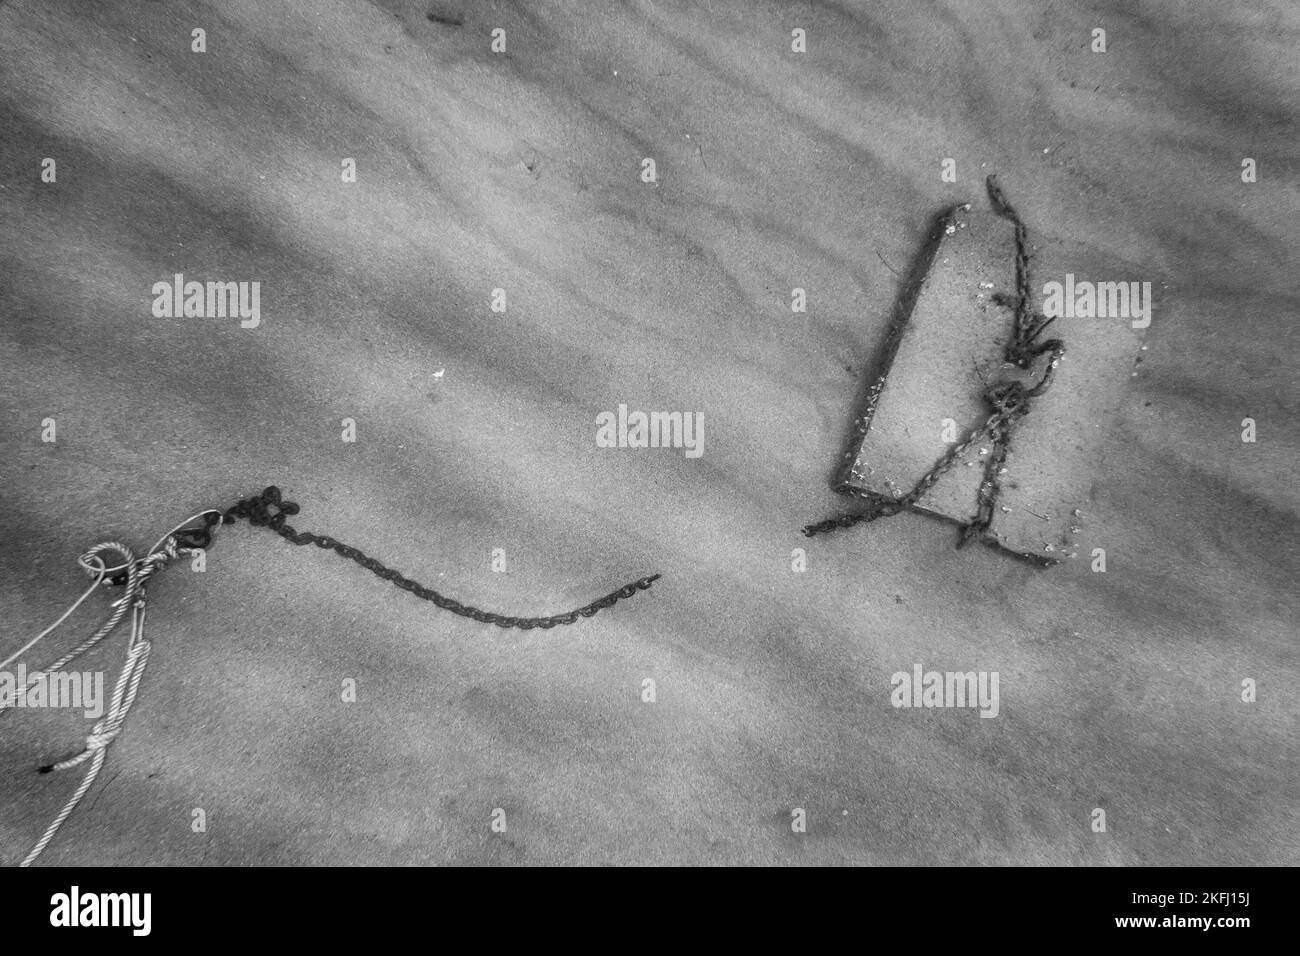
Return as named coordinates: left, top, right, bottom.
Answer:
left=0, top=0, right=1297, bottom=865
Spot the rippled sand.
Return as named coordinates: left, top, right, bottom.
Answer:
left=1, top=0, right=1296, bottom=865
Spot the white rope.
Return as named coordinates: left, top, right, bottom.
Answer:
left=0, top=544, right=136, bottom=717
left=4, top=510, right=219, bottom=867
left=0, top=577, right=103, bottom=673
left=19, top=611, right=152, bottom=867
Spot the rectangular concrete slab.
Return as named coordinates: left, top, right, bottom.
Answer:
left=843, top=203, right=1016, bottom=527
left=843, top=200, right=1139, bottom=562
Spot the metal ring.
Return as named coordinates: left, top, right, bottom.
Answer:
left=145, top=509, right=224, bottom=558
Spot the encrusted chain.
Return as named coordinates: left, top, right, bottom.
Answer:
left=127, top=486, right=660, bottom=629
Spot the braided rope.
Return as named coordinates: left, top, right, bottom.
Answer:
left=21, top=637, right=151, bottom=867
left=10, top=539, right=184, bottom=866
left=20, top=747, right=107, bottom=867
left=0, top=542, right=138, bottom=715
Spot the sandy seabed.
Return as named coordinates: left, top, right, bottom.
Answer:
left=0, top=0, right=1297, bottom=866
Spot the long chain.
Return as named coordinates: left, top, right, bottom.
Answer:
left=152, top=486, right=660, bottom=629
left=805, top=176, right=1065, bottom=563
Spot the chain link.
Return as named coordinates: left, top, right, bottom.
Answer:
left=153, top=486, right=659, bottom=629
